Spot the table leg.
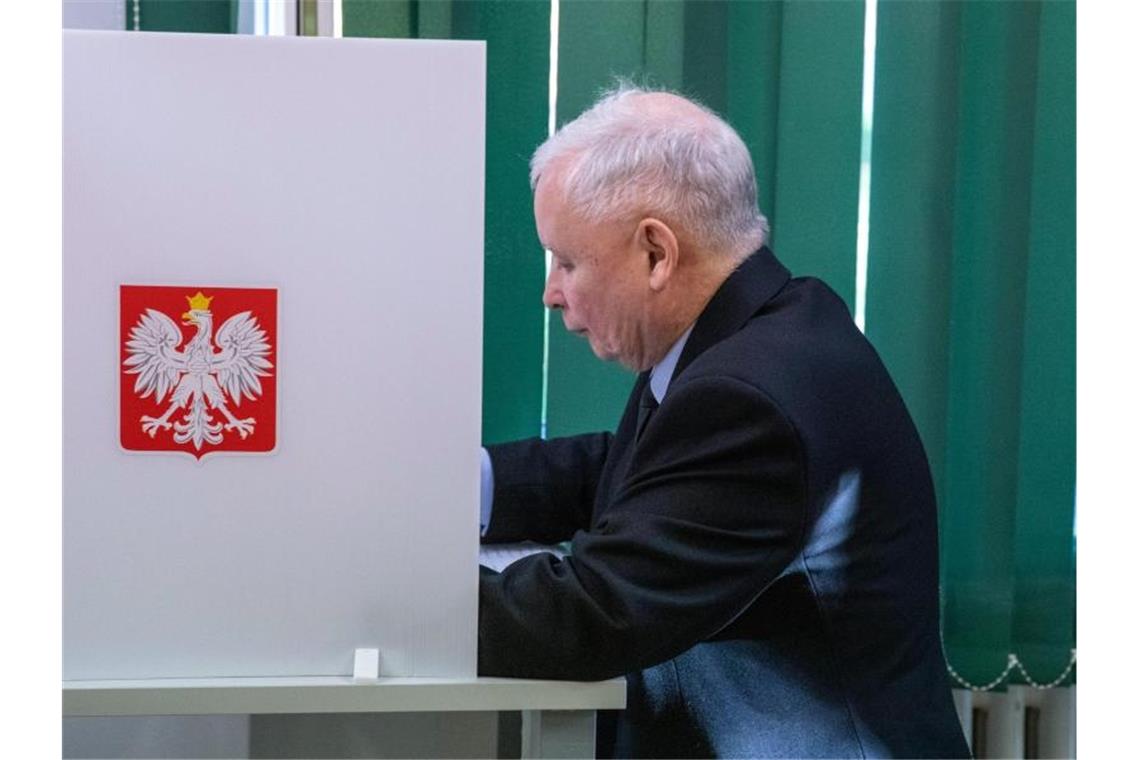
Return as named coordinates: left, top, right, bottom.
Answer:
left=520, top=709, right=596, bottom=758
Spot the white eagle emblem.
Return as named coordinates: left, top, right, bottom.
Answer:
left=123, top=291, right=274, bottom=450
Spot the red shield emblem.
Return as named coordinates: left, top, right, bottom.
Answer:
left=120, top=285, right=278, bottom=459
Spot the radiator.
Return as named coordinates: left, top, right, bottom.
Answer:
left=953, top=686, right=1076, bottom=758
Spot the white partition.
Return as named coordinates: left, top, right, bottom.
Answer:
left=63, top=30, right=485, bottom=681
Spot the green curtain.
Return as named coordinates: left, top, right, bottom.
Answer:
left=867, top=0, right=1075, bottom=687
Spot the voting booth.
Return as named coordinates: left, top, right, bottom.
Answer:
left=63, top=30, right=486, bottom=682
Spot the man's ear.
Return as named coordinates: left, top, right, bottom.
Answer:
left=637, top=218, right=679, bottom=292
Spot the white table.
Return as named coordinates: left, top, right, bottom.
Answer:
left=63, top=675, right=626, bottom=759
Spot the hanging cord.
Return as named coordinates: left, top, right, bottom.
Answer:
left=132, top=0, right=140, bottom=31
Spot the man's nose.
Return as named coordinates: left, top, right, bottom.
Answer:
left=543, top=272, right=563, bottom=310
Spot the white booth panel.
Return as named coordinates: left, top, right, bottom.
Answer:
left=64, top=30, right=485, bottom=680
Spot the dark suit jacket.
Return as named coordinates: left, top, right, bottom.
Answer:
left=479, top=248, right=970, bottom=758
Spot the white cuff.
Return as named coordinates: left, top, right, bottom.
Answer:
left=479, top=447, right=494, bottom=537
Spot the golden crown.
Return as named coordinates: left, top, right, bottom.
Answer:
left=185, top=291, right=214, bottom=312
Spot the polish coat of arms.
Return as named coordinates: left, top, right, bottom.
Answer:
left=120, top=285, right=278, bottom=459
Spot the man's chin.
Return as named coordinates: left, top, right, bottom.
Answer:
left=573, top=331, right=630, bottom=367
left=584, top=336, right=612, bottom=360
left=589, top=342, right=637, bottom=370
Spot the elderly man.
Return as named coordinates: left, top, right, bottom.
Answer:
left=478, top=87, right=970, bottom=759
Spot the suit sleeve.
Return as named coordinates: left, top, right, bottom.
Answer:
left=483, top=432, right=613, bottom=544
left=478, top=376, right=807, bottom=680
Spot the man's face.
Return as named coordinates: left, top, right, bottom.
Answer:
left=534, top=173, right=655, bottom=371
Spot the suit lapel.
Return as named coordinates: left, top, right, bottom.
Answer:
left=593, top=371, right=650, bottom=525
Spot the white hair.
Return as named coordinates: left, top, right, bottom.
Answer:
left=530, top=84, right=769, bottom=257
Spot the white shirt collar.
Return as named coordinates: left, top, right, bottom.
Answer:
left=648, top=325, right=694, bottom=404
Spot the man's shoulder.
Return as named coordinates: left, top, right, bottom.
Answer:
left=685, top=277, right=866, bottom=375
left=669, top=275, right=901, bottom=432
